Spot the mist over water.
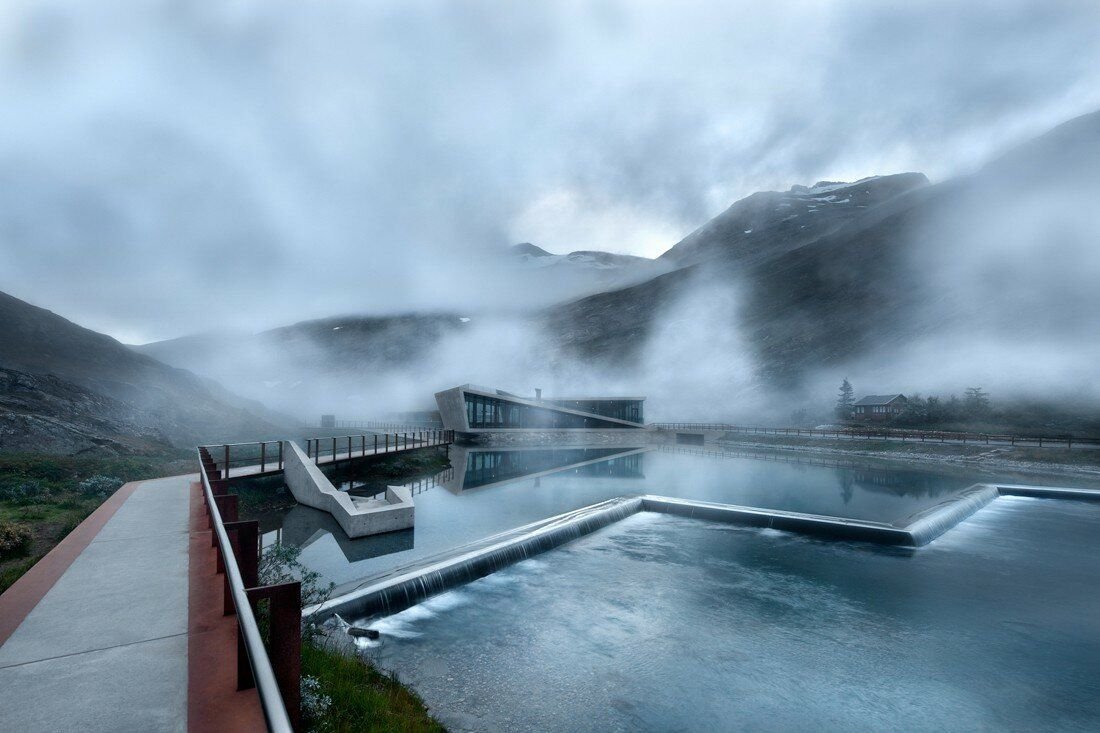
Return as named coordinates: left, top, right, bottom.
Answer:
left=3, top=2, right=1100, bottom=421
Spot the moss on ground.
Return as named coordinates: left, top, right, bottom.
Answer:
left=301, top=638, right=445, bottom=733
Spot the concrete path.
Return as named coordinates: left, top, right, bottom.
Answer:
left=0, top=475, right=192, bottom=732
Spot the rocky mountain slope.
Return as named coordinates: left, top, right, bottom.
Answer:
left=0, top=290, right=289, bottom=451
left=0, top=368, right=173, bottom=455
left=505, top=242, right=673, bottom=302
left=659, top=173, right=929, bottom=268
left=510, top=242, right=658, bottom=270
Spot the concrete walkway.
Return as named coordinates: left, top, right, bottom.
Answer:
left=0, top=475, right=192, bottom=732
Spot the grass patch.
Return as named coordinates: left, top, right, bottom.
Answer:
left=302, top=638, right=445, bottom=733
left=257, top=540, right=444, bottom=732
left=233, top=476, right=298, bottom=517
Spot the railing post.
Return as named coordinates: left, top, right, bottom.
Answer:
left=375, top=434, right=378, bottom=453
left=225, top=519, right=259, bottom=614
left=260, top=442, right=267, bottom=473
left=237, top=617, right=255, bottom=691
left=247, top=582, right=302, bottom=731
left=279, top=440, right=284, bottom=469
left=214, top=494, right=239, bottom=523
left=224, top=444, right=231, bottom=479
left=331, top=437, right=337, bottom=463
left=385, top=434, right=389, bottom=452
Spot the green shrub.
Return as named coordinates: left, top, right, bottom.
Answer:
left=77, top=475, right=124, bottom=498
left=0, top=480, right=51, bottom=503
left=0, top=520, right=33, bottom=560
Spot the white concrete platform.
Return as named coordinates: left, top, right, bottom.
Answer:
left=283, top=441, right=414, bottom=537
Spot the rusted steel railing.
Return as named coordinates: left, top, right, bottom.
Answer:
left=198, top=440, right=284, bottom=480
left=197, top=446, right=300, bottom=732
left=649, top=423, right=1100, bottom=450
left=304, top=429, right=454, bottom=465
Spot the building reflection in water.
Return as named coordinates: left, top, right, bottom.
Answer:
left=445, top=446, right=646, bottom=492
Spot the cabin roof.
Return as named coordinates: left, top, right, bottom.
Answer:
left=853, top=394, right=907, bottom=406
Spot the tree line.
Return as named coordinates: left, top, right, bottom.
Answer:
left=835, top=379, right=992, bottom=425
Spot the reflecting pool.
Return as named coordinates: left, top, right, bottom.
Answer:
left=246, top=444, right=1100, bottom=591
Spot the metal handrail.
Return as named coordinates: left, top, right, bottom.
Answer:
left=304, top=429, right=454, bottom=461
left=198, top=449, right=294, bottom=733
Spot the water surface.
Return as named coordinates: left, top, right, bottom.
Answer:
left=250, top=445, right=1097, bottom=589
left=365, top=497, right=1100, bottom=732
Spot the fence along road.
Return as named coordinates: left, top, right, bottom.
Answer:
left=651, top=424, right=1100, bottom=450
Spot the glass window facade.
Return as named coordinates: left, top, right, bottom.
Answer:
left=464, top=393, right=642, bottom=429
left=543, top=399, right=643, bottom=424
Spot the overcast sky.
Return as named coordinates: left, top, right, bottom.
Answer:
left=2, top=0, right=1100, bottom=343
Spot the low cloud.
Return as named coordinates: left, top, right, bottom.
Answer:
left=2, top=1, right=1099, bottom=342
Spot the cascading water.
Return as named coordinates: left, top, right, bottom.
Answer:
left=902, top=484, right=999, bottom=546
left=312, top=496, right=645, bottom=621
left=639, top=495, right=915, bottom=545
left=307, top=483, right=1100, bottom=625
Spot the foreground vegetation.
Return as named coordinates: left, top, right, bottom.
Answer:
left=0, top=451, right=189, bottom=593
left=301, top=639, right=445, bottom=733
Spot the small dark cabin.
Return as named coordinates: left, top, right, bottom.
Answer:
left=852, top=394, right=907, bottom=421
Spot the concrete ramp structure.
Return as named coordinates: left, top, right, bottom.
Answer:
left=282, top=441, right=414, bottom=538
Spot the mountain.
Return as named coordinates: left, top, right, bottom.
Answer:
left=133, top=313, right=474, bottom=416
left=538, top=174, right=931, bottom=372
left=659, top=173, right=928, bottom=267
left=510, top=242, right=657, bottom=270
left=543, top=110, right=1100, bottom=390
left=137, top=111, right=1100, bottom=419
left=0, top=290, right=290, bottom=452
left=506, top=242, right=672, bottom=295
left=509, top=242, right=553, bottom=258
left=0, top=368, right=173, bottom=455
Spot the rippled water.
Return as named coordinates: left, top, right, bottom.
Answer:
left=364, top=498, right=1100, bottom=732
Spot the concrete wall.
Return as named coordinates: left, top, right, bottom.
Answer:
left=434, top=387, right=470, bottom=431
left=282, top=441, right=414, bottom=538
